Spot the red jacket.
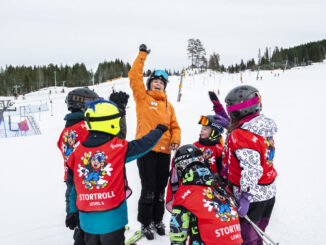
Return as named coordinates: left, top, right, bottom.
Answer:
left=57, top=121, right=89, bottom=181
left=67, top=138, right=128, bottom=212
left=173, top=185, right=243, bottom=245
left=194, top=141, right=223, bottom=174
left=226, top=128, right=277, bottom=186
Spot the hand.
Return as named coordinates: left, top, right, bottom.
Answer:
left=65, top=213, right=79, bottom=230
left=156, top=124, right=168, bottom=133
left=237, top=192, right=252, bottom=217
left=109, top=91, right=130, bottom=112
left=139, top=44, right=151, bottom=54
left=208, top=91, right=219, bottom=103
left=169, top=143, right=179, bottom=151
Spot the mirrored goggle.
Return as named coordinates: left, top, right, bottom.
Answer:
left=153, top=70, right=168, bottom=81
left=198, top=115, right=210, bottom=126
left=174, top=156, right=204, bottom=169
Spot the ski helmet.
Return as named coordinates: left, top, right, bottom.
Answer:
left=225, top=85, right=262, bottom=120
left=84, top=99, right=123, bottom=135
left=198, top=115, right=224, bottom=138
left=146, top=70, right=169, bottom=90
left=173, top=144, right=205, bottom=178
left=65, top=88, right=100, bottom=112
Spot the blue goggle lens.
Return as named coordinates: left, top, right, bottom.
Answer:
left=153, top=70, right=168, bottom=81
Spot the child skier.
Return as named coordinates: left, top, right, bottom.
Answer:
left=169, top=144, right=243, bottom=245
left=165, top=91, right=230, bottom=213
left=65, top=99, right=168, bottom=245
left=224, top=85, right=278, bottom=245
left=57, top=87, right=100, bottom=245
left=194, top=114, right=225, bottom=176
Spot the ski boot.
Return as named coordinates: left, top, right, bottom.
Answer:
left=154, top=221, right=165, bottom=236
left=141, top=224, right=154, bottom=240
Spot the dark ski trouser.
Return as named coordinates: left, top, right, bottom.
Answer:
left=240, top=197, right=275, bottom=245
left=84, top=227, right=125, bottom=245
left=137, top=151, right=171, bottom=226
left=74, top=227, right=86, bottom=245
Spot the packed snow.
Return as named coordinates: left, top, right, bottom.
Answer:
left=0, top=62, right=325, bottom=245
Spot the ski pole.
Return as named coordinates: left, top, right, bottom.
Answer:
left=243, top=215, right=279, bottom=245
left=212, top=180, right=279, bottom=245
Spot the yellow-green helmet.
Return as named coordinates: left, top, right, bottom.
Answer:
left=84, top=99, right=122, bottom=135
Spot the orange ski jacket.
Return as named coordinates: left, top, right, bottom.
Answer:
left=128, top=51, right=181, bottom=154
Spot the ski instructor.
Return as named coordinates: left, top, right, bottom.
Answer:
left=128, top=44, right=181, bottom=240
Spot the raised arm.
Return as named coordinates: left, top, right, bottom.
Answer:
left=128, top=44, right=151, bottom=102
left=208, top=91, right=230, bottom=129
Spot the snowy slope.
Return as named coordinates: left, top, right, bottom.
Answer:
left=0, top=62, right=325, bottom=245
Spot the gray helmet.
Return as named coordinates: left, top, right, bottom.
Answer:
left=65, top=88, right=99, bottom=112
left=225, top=85, right=261, bottom=120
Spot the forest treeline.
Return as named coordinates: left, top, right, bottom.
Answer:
left=1, top=39, right=325, bottom=96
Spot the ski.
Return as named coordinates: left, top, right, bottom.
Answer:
left=125, top=230, right=143, bottom=245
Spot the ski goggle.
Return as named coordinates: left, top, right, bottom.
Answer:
left=226, top=94, right=261, bottom=113
left=153, top=70, right=168, bottom=82
left=174, top=156, right=204, bottom=171
left=198, top=115, right=210, bottom=126
left=198, top=115, right=224, bottom=134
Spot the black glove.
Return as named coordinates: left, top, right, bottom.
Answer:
left=156, top=124, right=168, bottom=133
left=208, top=91, right=219, bottom=103
left=109, top=91, right=130, bottom=113
left=65, top=213, right=79, bottom=230
left=139, top=44, right=151, bottom=54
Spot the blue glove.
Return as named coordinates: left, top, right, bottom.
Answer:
left=237, top=192, right=252, bottom=217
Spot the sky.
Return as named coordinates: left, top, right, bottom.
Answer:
left=0, top=0, right=325, bottom=71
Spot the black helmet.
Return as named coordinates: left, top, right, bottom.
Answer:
left=198, top=115, right=224, bottom=138
left=65, top=88, right=100, bottom=112
left=173, top=144, right=205, bottom=178
left=146, top=70, right=169, bottom=90
left=225, top=85, right=261, bottom=120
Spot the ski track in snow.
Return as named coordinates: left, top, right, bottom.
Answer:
left=1, top=63, right=326, bottom=244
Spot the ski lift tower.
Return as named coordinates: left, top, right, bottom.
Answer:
left=0, top=100, right=17, bottom=138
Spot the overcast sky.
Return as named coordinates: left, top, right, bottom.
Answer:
left=1, top=0, right=325, bottom=71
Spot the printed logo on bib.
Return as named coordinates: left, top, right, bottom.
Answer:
left=61, top=130, right=80, bottom=161
left=265, top=136, right=275, bottom=167
left=77, top=151, right=113, bottom=190
left=203, top=187, right=238, bottom=222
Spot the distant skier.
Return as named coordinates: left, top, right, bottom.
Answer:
left=128, top=44, right=181, bottom=240
left=169, top=144, right=243, bottom=245
left=224, top=85, right=278, bottom=244
left=57, top=87, right=100, bottom=245
left=66, top=99, right=168, bottom=245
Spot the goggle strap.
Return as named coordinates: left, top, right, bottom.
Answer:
left=226, top=96, right=260, bottom=112
left=84, top=112, right=124, bottom=129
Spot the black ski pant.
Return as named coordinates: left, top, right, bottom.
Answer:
left=83, top=227, right=125, bottom=245
left=137, top=151, right=171, bottom=226
left=74, top=227, right=86, bottom=245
